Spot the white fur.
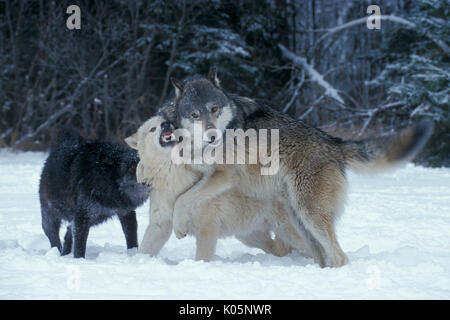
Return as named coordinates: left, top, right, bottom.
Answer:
left=127, top=116, right=310, bottom=260
left=215, top=105, right=234, bottom=132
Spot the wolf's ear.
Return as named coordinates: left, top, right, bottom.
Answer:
left=170, top=77, right=184, bottom=98
left=125, top=134, right=138, bottom=150
left=207, top=67, right=220, bottom=88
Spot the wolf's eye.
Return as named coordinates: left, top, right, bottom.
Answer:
left=211, top=106, right=220, bottom=113
left=150, top=127, right=156, bottom=132
left=191, top=112, right=199, bottom=119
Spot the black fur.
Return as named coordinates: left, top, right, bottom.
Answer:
left=49, top=127, right=83, bottom=152
left=39, top=128, right=149, bottom=258
left=157, top=98, right=178, bottom=124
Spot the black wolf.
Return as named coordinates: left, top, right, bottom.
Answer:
left=39, top=128, right=149, bottom=258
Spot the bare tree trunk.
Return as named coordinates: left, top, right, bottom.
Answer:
left=158, top=0, right=186, bottom=105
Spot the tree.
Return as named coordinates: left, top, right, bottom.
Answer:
left=367, top=0, right=449, bottom=166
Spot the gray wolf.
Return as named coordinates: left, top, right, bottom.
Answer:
left=170, top=69, right=434, bottom=267
left=125, top=116, right=309, bottom=261
left=39, top=128, right=149, bottom=258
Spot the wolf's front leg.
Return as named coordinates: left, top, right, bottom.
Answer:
left=139, top=195, right=173, bottom=256
left=139, top=223, right=172, bottom=256
left=73, top=210, right=90, bottom=258
left=173, top=168, right=234, bottom=238
left=173, top=206, right=190, bottom=239
left=119, top=210, right=138, bottom=249
left=139, top=216, right=172, bottom=256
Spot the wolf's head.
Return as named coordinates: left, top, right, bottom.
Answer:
left=125, top=116, right=176, bottom=159
left=125, top=116, right=177, bottom=184
left=171, top=69, right=238, bottom=143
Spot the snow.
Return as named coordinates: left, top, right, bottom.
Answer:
left=0, top=150, right=449, bottom=299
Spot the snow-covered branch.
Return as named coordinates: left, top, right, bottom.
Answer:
left=317, top=15, right=449, bottom=54
left=357, top=101, right=406, bottom=137
left=299, top=95, right=325, bottom=120
left=279, top=44, right=344, bottom=104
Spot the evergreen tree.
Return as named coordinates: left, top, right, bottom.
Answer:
left=367, top=0, right=449, bottom=166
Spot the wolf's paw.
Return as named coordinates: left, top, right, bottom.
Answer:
left=173, top=200, right=190, bottom=239
left=173, top=220, right=188, bottom=239
left=174, top=228, right=187, bottom=240
left=127, top=247, right=138, bottom=255
left=173, top=213, right=188, bottom=240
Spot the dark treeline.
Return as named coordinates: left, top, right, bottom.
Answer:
left=0, top=0, right=448, bottom=166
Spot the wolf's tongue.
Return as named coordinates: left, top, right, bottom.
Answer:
left=163, top=131, right=172, bottom=136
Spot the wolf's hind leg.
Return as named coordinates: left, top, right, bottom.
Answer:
left=236, top=231, right=292, bottom=257
left=276, top=223, right=311, bottom=258
left=295, top=210, right=347, bottom=267
left=270, top=234, right=294, bottom=257
left=41, top=205, right=62, bottom=252
left=119, top=210, right=138, bottom=249
left=285, top=165, right=348, bottom=267
left=285, top=205, right=328, bottom=267
left=236, top=231, right=273, bottom=253
left=62, top=225, right=73, bottom=255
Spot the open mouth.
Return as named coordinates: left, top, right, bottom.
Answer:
left=159, top=127, right=176, bottom=148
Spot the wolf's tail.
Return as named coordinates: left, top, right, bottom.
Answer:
left=49, top=127, right=84, bottom=151
left=342, top=120, right=434, bottom=173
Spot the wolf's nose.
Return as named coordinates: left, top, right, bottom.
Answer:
left=161, top=121, right=174, bottom=132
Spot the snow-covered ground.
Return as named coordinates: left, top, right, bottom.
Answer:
left=0, top=150, right=449, bottom=299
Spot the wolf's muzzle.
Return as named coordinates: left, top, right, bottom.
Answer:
left=159, top=121, right=176, bottom=146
